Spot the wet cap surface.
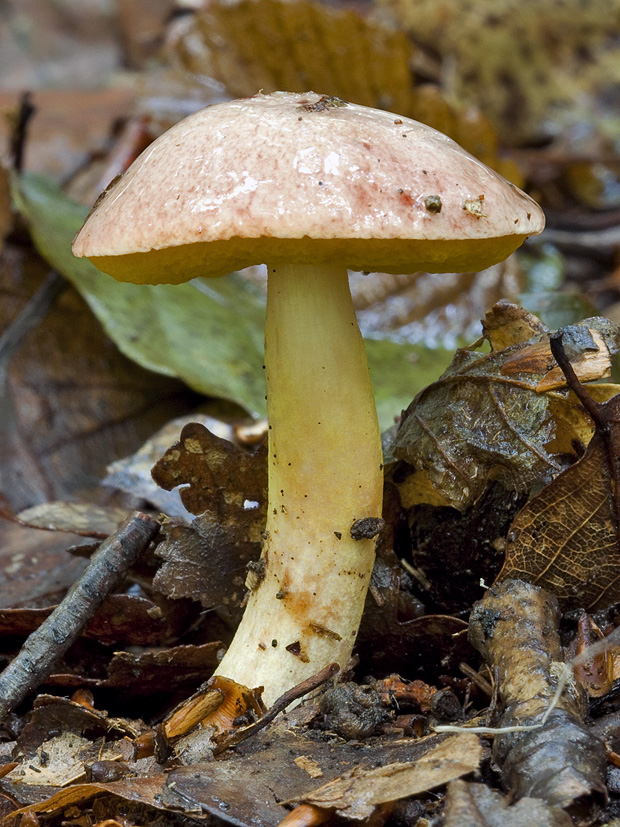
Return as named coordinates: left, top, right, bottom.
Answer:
left=73, top=92, right=545, bottom=283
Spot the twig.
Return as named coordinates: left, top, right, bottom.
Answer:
left=0, top=271, right=67, bottom=372
left=550, top=329, right=620, bottom=541
left=549, top=331, right=605, bottom=430
left=212, top=662, right=340, bottom=756
left=10, top=91, right=36, bottom=174
left=458, top=662, right=493, bottom=697
left=541, top=225, right=620, bottom=256
left=0, top=512, right=159, bottom=721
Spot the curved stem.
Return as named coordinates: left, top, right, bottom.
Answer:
left=213, top=263, right=383, bottom=705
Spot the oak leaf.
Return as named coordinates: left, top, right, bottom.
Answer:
left=151, top=422, right=267, bottom=613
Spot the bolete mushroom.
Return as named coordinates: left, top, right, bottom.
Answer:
left=72, top=91, right=545, bottom=706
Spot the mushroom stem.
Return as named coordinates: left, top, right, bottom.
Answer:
left=213, top=263, right=383, bottom=705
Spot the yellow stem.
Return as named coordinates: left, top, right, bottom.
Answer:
left=214, top=263, right=383, bottom=705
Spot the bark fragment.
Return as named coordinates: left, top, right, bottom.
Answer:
left=469, top=579, right=607, bottom=826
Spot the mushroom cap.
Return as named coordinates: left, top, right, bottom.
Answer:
left=72, top=92, right=545, bottom=283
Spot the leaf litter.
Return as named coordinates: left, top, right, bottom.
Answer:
left=5, top=308, right=620, bottom=823
left=4, top=2, right=620, bottom=824
left=151, top=421, right=267, bottom=617
left=500, top=331, right=620, bottom=609
left=392, top=302, right=620, bottom=511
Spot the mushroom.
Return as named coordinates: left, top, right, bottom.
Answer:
left=72, top=91, right=545, bottom=706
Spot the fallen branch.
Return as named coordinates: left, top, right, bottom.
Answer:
left=0, top=512, right=159, bottom=721
left=467, top=579, right=607, bottom=826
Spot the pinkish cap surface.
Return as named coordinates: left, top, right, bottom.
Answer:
left=72, top=91, right=545, bottom=283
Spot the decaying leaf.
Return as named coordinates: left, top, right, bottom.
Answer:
left=469, top=579, right=607, bottom=824
left=152, top=421, right=266, bottom=520
left=392, top=304, right=620, bottom=511
left=499, top=389, right=620, bottom=610
left=351, top=258, right=525, bottom=349
left=0, top=694, right=142, bottom=808
left=0, top=594, right=184, bottom=648
left=377, top=0, right=620, bottom=146
left=1, top=710, right=474, bottom=827
left=0, top=519, right=88, bottom=609
left=15, top=694, right=142, bottom=749
left=0, top=776, right=173, bottom=827
left=164, top=0, right=413, bottom=119
left=15, top=501, right=129, bottom=537
left=289, top=732, right=480, bottom=820
left=546, top=384, right=620, bottom=456
left=5, top=731, right=126, bottom=788
left=568, top=614, right=614, bottom=699
left=69, top=642, right=225, bottom=694
left=0, top=220, right=197, bottom=513
left=105, top=413, right=242, bottom=518
left=152, top=422, right=267, bottom=614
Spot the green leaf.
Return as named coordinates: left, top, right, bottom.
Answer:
left=15, top=172, right=267, bottom=415
left=366, top=338, right=452, bottom=432
left=14, top=172, right=448, bottom=430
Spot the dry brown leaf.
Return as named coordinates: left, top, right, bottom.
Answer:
left=105, top=413, right=241, bottom=518
left=0, top=594, right=182, bottom=648
left=499, top=391, right=620, bottom=610
left=568, top=615, right=614, bottom=699
left=152, top=421, right=266, bottom=520
left=0, top=777, right=171, bottom=826
left=291, top=733, right=481, bottom=819
left=58, top=642, right=225, bottom=694
left=0, top=1, right=120, bottom=92
left=0, top=88, right=135, bottom=183
left=393, top=305, right=620, bottom=510
left=4, top=732, right=124, bottom=788
left=482, top=298, right=548, bottom=351
left=170, top=0, right=414, bottom=116
left=294, top=756, right=324, bottom=779
left=16, top=502, right=129, bottom=537
left=0, top=519, right=88, bottom=609
left=152, top=421, right=267, bottom=613
left=0, top=248, right=198, bottom=511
